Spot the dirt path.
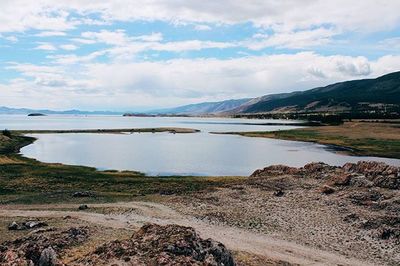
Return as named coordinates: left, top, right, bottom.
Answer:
left=0, top=201, right=371, bottom=266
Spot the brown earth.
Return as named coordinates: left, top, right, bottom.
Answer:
left=1, top=161, right=399, bottom=265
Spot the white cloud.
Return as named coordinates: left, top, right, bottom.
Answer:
left=71, top=38, right=96, bottom=44
left=60, top=44, right=78, bottom=50
left=379, top=37, right=400, bottom=51
left=34, top=43, right=57, bottom=51
left=246, top=28, right=338, bottom=50
left=81, top=30, right=129, bottom=46
left=133, top=32, right=163, bottom=42
left=4, top=36, right=18, bottom=42
left=0, top=1, right=399, bottom=33
left=4, top=53, right=400, bottom=110
left=35, top=31, right=66, bottom=37
left=70, top=30, right=235, bottom=60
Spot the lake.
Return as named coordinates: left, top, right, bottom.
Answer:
left=1, top=115, right=399, bottom=176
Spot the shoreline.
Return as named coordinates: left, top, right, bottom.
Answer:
left=211, top=121, right=400, bottom=160
left=13, top=127, right=200, bottom=134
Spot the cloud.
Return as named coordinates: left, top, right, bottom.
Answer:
left=0, top=1, right=399, bottom=110
left=35, top=31, right=67, bottom=37
left=34, top=43, right=57, bottom=51
left=0, top=1, right=399, bottom=33
left=133, top=32, right=163, bottom=42
left=245, top=28, right=338, bottom=50
left=378, top=37, right=400, bottom=51
left=335, top=56, right=371, bottom=76
left=4, top=36, right=18, bottom=42
left=69, top=30, right=235, bottom=60
left=81, top=30, right=130, bottom=46
left=60, top=44, right=78, bottom=50
left=4, top=53, right=400, bottom=110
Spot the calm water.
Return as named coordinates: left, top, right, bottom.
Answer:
left=1, top=115, right=399, bottom=176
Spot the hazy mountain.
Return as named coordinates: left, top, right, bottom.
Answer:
left=0, top=106, right=123, bottom=115
left=153, top=98, right=252, bottom=115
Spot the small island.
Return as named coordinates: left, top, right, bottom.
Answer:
left=27, top=113, right=46, bottom=117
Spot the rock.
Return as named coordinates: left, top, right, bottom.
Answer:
left=329, top=173, right=352, bottom=186
left=349, top=190, right=383, bottom=206
left=251, top=161, right=399, bottom=189
left=38, top=247, right=58, bottom=266
left=8, top=222, right=20, bottom=231
left=274, top=190, right=285, bottom=197
left=8, top=220, right=47, bottom=231
left=0, top=227, right=89, bottom=265
left=320, top=185, right=335, bottom=194
left=343, top=213, right=359, bottom=223
left=379, top=228, right=395, bottom=240
left=72, top=191, right=94, bottom=198
left=343, top=161, right=400, bottom=189
left=301, top=162, right=338, bottom=179
left=77, top=223, right=235, bottom=265
left=251, top=165, right=300, bottom=177
left=78, top=204, right=88, bottom=210
left=25, top=221, right=48, bottom=229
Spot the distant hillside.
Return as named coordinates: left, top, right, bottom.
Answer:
left=239, top=71, right=400, bottom=114
left=0, top=106, right=122, bottom=115
left=153, top=98, right=251, bottom=115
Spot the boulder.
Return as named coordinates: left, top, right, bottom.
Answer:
left=8, top=220, right=48, bottom=231
left=39, top=247, right=58, bottom=266
left=251, top=165, right=300, bottom=177
left=343, top=161, right=400, bottom=189
left=320, top=185, right=335, bottom=194
left=329, top=173, right=352, bottom=186
left=77, top=223, right=235, bottom=266
left=0, top=227, right=89, bottom=265
left=78, top=204, right=88, bottom=210
left=72, top=191, right=94, bottom=198
left=8, top=222, right=20, bottom=231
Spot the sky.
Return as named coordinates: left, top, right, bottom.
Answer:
left=0, top=1, right=400, bottom=111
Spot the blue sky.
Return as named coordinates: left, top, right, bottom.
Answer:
left=0, top=1, right=399, bottom=111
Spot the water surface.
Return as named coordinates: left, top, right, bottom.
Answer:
left=10, top=115, right=399, bottom=176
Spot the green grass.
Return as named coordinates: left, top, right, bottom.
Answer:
left=0, top=132, right=242, bottom=204
left=0, top=134, right=35, bottom=154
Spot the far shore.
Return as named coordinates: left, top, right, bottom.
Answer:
left=212, top=121, right=400, bottom=159
left=12, top=127, right=200, bottom=134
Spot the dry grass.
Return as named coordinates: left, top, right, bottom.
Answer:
left=0, top=155, right=24, bottom=165
left=224, top=122, right=400, bottom=159
left=306, top=122, right=400, bottom=140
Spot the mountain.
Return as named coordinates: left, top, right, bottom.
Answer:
left=2, top=71, right=399, bottom=117
left=0, top=106, right=122, bottom=115
left=153, top=98, right=252, bottom=115
left=238, top=71, right=400, bottom=114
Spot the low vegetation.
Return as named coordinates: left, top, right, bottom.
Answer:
left=216, top=121, right=400, bottom=159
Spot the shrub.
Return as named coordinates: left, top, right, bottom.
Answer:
left=2, top=129, right=12, bottom=138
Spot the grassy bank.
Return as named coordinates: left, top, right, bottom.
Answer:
left=215, top=122, right=400, bottom=159
left=0, top=131, right=241, bottom=205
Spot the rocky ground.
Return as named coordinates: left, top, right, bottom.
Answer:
left=0, top=161, right=399, bottom=265
left=0, top=223, right=235, bottom=266
left=162, top=161, right=400, bottom=265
